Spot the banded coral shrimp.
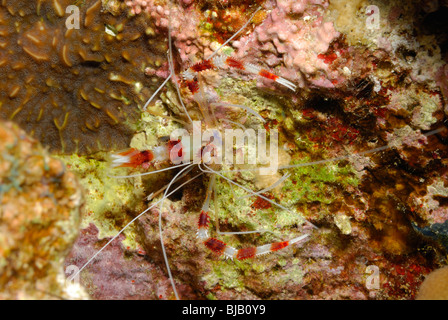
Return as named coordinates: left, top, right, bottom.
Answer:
left=71, top=4, right=317, bottom=299
left=69, top=1, right=448, bottom=300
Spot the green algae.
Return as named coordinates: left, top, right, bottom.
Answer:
left=211, top=175, right=306, bottom=246
left=203, top=260, right=244, bottom=291
left=280, top=158, right=359, bottom=209
left=276, top=264, right=305, bottom=286
left=251, top=262, right=267, bottom=273
left=216, top=77, right=287, bottom=124
left=200, top=171, right=310, bottom=294
left=206, top=292, right=217, bottom=300
left=56, top=154, right=145, bottom=250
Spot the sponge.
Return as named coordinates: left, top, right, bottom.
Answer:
left=416, top=266, right=448, bottom=300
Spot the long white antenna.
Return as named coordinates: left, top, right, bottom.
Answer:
left=142, top=74, right=172, bottom=111
left=167, top=10, right=194, bottom=125
left=71, top=169, right=202, bottom=283
left=199, top=164, right=317, bottom=230
left=158, top=163, right=195, bottom=300
left=108, top=162, right=191, bottom=179
left=207, top=6, right=262, bottom=60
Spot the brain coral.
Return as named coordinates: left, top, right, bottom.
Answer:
left=0, top=0, right=165, bottom=154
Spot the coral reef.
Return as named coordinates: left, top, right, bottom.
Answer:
left=2, top=0, right=447, bottom=300
left=93, top=0, right=446, bottom=300
left=126, top=0, right=346, bottom=90
left=0, top=120, right=86, bottom=299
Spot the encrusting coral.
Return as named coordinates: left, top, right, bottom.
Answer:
left=0, top=120, right=86, bottom=299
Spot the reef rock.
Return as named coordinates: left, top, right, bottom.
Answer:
left=3, top=0, right=446, bottom=300
left=0, top=120, right=86, bottom=299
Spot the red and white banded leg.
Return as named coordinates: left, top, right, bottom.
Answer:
left=181, top=55, right=296, bottom=92
left=197, top=174, right=308, bottom=260
left=202, top=234, right=309, bottom=260
left=110, top=148, right=154, bottom=168
left=223, top=56, right=297, bottom=91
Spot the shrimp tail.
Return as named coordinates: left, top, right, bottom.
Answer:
left=110, top=148, right=154, bottom=168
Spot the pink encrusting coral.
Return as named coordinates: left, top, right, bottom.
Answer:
left=126, top=0, right=347, bottom=90
left=125, top=0, right=150, bottom=15
left=65, top=223, right=198, bottom=299
left=126, top=0, right=205, bottom=62
left=232, top=0, right=342, bottom=89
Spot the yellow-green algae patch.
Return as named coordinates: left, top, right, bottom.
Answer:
left=275, top=264, right=305, bottom=286
left=131, top=99, right=185, bottom=150
left=196, top=167, right=311, bottom=296
left=334, top=214, right=352, bottom=235
left=216, top=77, right=288, bottom=125
left=212, top=175, right=308, bottom=247
left=203, top=260, right=244, bottom=292
left=57, top=153, right=146, bottom=250
left=280, top=158, right=359, bottom=212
